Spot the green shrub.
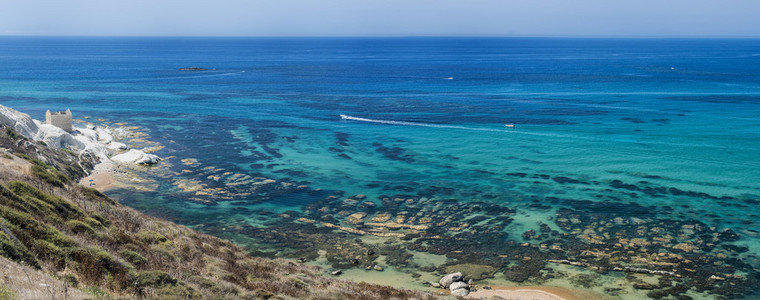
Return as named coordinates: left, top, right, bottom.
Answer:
left=0, top=226, right=40, bottom=269
left=0, top=205, right=75, bottom=248
left=89, top=212, right=111, bottom=227
left=66, top=220, right=97, bottom=236
left=288, top=277, right=308, bottom=290
left=0, top=207, right=30, bottom=231
left=83, top=217, right=104, bottom=229
left=80, top=286, right=108, bottom=298
left=0, top=185, right=53, bottom=222
left=148, top=245, right=179, bottom=264
left=119, top=249, right=147, bottom=267
left=135, top=270, right=177, bottom=287
left=39, top=226, right=75, bottom=248
left=29, top=239, right=66, bottom=269
left=7, top=181, right=84, bottom=220
left=18, top=194, right=54, bottom=215
left=69, top=247, right=130, bottom=289
left=157, top=285, right=200, bottom=299
left=107, top=227, right=133, bottom=245
left=30, top=239, right=64, bottom=259
left=11, top=156, right=70, bottom=188
left=136, top=230, right=172, bottom=247
left=31, top=165, right=65, bottom=188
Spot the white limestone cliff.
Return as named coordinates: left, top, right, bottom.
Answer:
left=0, top=104, right=159, bottom=165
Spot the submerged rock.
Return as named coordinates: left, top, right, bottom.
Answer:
left=444, top=263, right=497, bottom=281
left=633, top=282, right=658, bottom=290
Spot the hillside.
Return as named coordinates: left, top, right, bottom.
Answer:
left=0, top=124, right=437, bottom=299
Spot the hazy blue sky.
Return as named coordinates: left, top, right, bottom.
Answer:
left=1, top=0, right=758, bottom=37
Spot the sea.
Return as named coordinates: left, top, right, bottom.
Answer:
left=1, top=37, right=759, bottom=299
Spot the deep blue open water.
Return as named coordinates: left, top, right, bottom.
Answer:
left=2, top=37, right=759, bottom=298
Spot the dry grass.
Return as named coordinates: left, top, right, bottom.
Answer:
left=0, top=255, right=90, bottom=299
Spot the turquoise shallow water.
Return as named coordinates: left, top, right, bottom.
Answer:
left=2, top=37, right=760, bottom=298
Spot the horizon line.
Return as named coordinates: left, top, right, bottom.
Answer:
left=1, top=34, right=760, bottom=39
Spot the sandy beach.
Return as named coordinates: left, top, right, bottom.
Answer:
left=467, top=285, right=607, bottom=300
left=79, top=167, right=115, bottom=191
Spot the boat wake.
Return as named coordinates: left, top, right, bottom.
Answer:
left=339, top=114, right=507, bottom=133
left=337, top=115, right=751, bottom=161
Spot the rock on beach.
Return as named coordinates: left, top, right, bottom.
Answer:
left=449, top=281, right=469, bottom=297
left=439, top=272, right=463, bottom=288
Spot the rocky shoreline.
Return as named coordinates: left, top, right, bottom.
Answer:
left=0, top=104, right=439, bottom=299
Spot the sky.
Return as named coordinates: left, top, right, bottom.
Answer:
left=0, top=0, right=759, bottom=37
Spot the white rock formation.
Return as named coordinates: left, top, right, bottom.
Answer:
left=107, top=142, right=128, bottom=150
left=449, top=281, right=469, bottom=297
left=0, top=104, right=39, bottom=137
left=439, top=272, right=463, bottom=289
left=34, top=122, right=86, bottom=151
left=0, top=104, right=159, bottom=165
left=111, top=149, right=160, bottom=165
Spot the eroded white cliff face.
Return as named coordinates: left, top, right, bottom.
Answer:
left=0, top=104, right=39, bottom=138
left=0, top=104, right=159, bottom=165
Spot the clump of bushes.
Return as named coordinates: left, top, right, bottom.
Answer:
left=68, top=247, right=131, bottom=290
left=30, top=164, right=68, bottom=188
left=0, top=205, right=76, bottom=269
left=136, top=230, right=172, bottom=247
left=119, top=249, right=147, bottom=267
left=0, top=223, right=39, bottom=268
left=79, top=286, right=108, bottom=298
left=6, top=181, right=83, bottom=220
left=83, top=217, right=104, bottom=229
left=135, top=270, right=177, bottom=287
left=66, top=220, right=97, bottom=236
